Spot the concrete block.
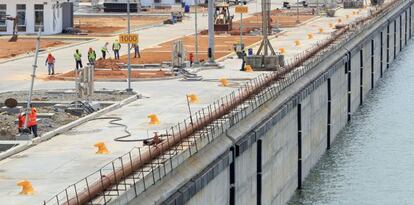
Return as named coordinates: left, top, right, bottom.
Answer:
left=0, top=106, right=22, bottom=114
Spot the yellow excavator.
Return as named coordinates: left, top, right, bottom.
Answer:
left=214, top=3, right=234, bottom=32
left=0, top=15, right=18, bottom=42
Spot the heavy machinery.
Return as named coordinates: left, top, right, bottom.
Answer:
left=0, top=15, right=18, bottom=42
left=214, top=3, right=234, bottom=32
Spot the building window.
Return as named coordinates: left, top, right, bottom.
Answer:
left=16, top=4, right=26, bottom=32
left=154, top=0, right=161, bottom=3
left=34, top=4, right=44, bottom=32
left=0, top=5, right=6, bottom=32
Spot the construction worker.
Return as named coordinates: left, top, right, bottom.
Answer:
left=133, top=43, right=141, bottom=58
left=17, top=107, right=38, bottom=137
left=189, top=52, right=194, bottom=67
left=240, top=50, right=246, bottom=71
left=74, top=49, right=83, bottom=70
left=27, top=107, right=38, bottom=138
left=88, top=48, right=97, bottom=65
left=101, top=42, right=109, bottom=59
left=45, top=53, right=55, bottom=75
left=17, top=113, right=26, bottom=134
left=112, top=40, right=121, bottom=60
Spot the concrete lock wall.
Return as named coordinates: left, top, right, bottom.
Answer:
left=124, top=1, right=414, bottom=205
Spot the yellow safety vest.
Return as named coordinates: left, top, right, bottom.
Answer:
left=74, top=52, right=82, bottom=61
left=113, top=42, right=121, bottom=50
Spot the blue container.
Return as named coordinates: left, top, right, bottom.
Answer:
left=184, top=5, right=190, bottom=13
left=248, top=48, right=253, bottom=56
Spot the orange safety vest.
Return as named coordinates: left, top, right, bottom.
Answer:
left=47, top=55, right=55, bottom=64
left=18, top=114, right=26, bottom=129
left=28, top=108, right=37, bottom=127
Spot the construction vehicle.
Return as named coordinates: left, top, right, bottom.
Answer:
left=0, top=15, right=18, bottom=42
left=214, top=3, right=234, bottom=32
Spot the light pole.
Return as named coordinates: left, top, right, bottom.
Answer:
left=194, top=0, right=200, bottom=66
left=240, top=7, right=243, bottom=45
left=126, top=0, right=133, bottom=92
left=22, top=29, right=41, bottom=138
left=296, top=0, right=300, bottom=23
left=207, top=0, right=215, bottom=63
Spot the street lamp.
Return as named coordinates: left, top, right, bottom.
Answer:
left=194, top=0, right=200, bottom=66
left=126, top=0, right=133, bottom=93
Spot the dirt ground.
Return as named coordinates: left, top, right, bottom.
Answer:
left=0, top=90, right=133, bottom=102
left=0, top=107, right=78, bottom=140
left=0, top=39, right=66, bottom=59
left=0, top=90, right=134, bottom=140
left=51, top=35, right=261, bottom=80
left=231, top=13, right=315, bottom=35
left=51, top=69, right=173, bottom=80
left=99, top=35, right=261, bottom=65
left=74, top=16, right=169, bottom=35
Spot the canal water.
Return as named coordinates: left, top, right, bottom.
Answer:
left=288, top=41, right=414, bottom=205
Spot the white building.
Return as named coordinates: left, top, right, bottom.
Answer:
left=140, top=0, right=196, bottom=7
left=103, top=0, right=196, bottom=10
left=0, top=0, right=67, bottom=35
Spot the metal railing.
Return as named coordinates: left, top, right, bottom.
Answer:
left=43, top=1, right=404, bottom=204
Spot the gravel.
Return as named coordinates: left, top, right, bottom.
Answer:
left=0, top=89, right=134, bottom=140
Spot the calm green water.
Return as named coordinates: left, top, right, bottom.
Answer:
left=288, top=41, right=414, bottom=205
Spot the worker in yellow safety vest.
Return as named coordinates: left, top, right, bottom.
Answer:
left=101, top=42, right=109, bottom=59
left=88, top=48, right=97, bottom=65
left=74, top=49, right=83, bottom=70
left=112, top=40, right=121, bottom=60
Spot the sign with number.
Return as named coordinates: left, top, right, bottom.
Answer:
left=119, top=34, right=139, bottom=44
left=235, top=6, right=248, bottom=14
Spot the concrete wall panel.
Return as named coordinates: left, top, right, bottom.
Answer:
left=373, top=34, right=382, bottom=86
left=330, top=63, right=347, bottom=142
left=389, top=20, right=395, bottom=65
left=235, top=143, right=257, bottom=205
left=301, top=81, right=328, bottom=182
left=397, top=15, right=402, bottom=56
left=261, top=108, right=298, bottom=205
left=381, top=27, right=388, bottom=76
left=350, top=51, right=361, bottom=112
left=186, top=167, right=230, bottom=205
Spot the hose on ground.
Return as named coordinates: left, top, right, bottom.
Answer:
left=87, top=116, right=152, bottom=142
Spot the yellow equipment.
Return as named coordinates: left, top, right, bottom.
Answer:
left=214, top=3, right=234, bottom=32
